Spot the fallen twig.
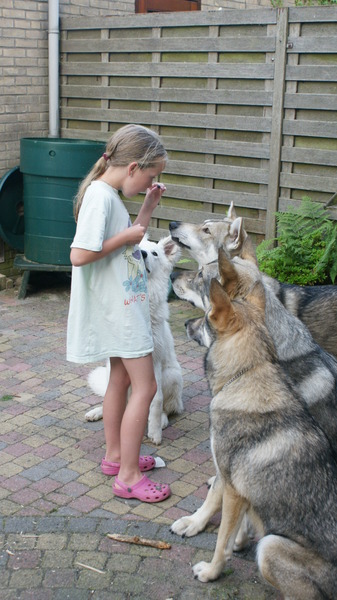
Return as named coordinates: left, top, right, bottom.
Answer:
left=75, top=562, right=105, bottom=574
left=107, top=533, right=171, bottom=550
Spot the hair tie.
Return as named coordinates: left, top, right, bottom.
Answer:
left=103, top=152, right=109, bottom=161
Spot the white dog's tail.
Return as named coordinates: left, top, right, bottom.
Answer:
left=87, top=366, right=109, bottom=398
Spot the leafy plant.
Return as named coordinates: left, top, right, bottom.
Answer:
left=294, top=0, right=337, bottom=6
left=256, top=197, right=337, bottom=285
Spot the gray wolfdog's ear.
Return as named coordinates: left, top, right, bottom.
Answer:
left=160, top=236, right=181, bottom=263
left=226, top=217, right=247, bottom=256
left=227, top=201, right=237, bottom=220
left=218, top=247, right=239, bottom=295
left=240, top=236, right=258, bottom=266
left=209, top=278, right=235, bottom=332
left=246, top=280, right=266, bottom=312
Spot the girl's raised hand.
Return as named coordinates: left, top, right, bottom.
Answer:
left=144, top=182, right=167, bottom=210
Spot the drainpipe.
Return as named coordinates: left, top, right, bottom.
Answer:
left=48, top=0, right=60, bottom=138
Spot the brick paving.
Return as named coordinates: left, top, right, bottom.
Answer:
left=0, top=273, right=280, bottom=599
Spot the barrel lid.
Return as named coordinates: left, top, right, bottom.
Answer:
left=0, top=166, right=24, bottom=251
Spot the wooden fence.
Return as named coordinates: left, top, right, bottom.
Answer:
left=60, top=7, right=337, bottom=245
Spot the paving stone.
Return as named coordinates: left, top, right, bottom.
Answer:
left=67, top=517, right=99, bottom=533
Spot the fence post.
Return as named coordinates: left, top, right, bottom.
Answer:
left=265, top=7, right=289, bottom=240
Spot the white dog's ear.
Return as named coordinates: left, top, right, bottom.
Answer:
left=160, top=236, right=181, bottom=263
left=226, top=217, right=247, bottom=255
left=227, top=202, right=237, bottom=221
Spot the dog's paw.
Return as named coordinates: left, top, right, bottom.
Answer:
left=170, top=515, right=202, bottom=537
left=207, top=475, right=216, bottom=488
left=192, top=561, right=218, bottom=583
left=147, top=429, right=162, bottom=445
left=85, top=406, right=103, bottom=421
left=161, top=413, right=169, bottom=430
left=233, top=531, right=250, bottom=552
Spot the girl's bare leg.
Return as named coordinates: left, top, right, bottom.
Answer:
left=103, top=357, right=130, bottom=463
left=117, top=354, right=157, bottom=487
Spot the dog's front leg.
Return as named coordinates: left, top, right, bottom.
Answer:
left=147, top=363, right=164, bottom=445
left=193, top=484, right=248, bottom=582
left=170, top=475, right=223, bottom=537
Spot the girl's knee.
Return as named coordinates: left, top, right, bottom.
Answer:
left=141, top=378, right=157, bottom=407
left=109, top=359, right=131, bottom=391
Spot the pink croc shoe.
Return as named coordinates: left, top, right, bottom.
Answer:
left=101, top=455, right=155, bottom=476
left=112, top=475, right=171, bottom=503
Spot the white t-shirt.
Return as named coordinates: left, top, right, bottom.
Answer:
left=66, top=181, right=153, bottom=363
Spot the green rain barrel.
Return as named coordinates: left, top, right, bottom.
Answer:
left=20, top=138, right=105, bottom=265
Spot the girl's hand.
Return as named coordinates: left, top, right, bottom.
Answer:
left=144, top=182, right=166, bottom=210
left=125, top=223, right=146, bottom=245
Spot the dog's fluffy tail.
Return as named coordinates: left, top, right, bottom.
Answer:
left=87, top=366, right=108, bottom=397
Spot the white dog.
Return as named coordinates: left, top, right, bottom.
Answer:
left=85, top=235, right=184, bottom=445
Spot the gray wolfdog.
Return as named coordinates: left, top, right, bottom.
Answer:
left=178, top=274, right=337, bottom=598
left=172, top=246, right=337, bottom=553
left=169, top=206, right=337, bottom=359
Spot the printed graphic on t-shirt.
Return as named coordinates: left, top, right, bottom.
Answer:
left=122, top=246, right=147, bottom=296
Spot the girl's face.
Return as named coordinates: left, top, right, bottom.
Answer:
left=122, top=159, right=166, bottom=198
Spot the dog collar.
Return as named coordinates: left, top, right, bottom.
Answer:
left=217, top=366, right=252, bottom=393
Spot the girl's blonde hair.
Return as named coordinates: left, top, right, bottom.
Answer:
left=74, top=124, right=167, bottom=221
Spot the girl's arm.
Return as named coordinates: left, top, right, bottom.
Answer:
left=70, top=223, right=146, bottom=267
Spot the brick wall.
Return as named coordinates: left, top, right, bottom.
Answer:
left=0, top=0, right=135, bottom=179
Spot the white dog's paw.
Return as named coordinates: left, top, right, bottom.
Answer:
left=85, top=406, right=103, bottom=421
left=170, top=515, right=203, bottom=538
left=192, top=561, right=217, bottom=583
left=161, top=412, right=169, bottom=429
left=147, top=428, right=162, bottom=445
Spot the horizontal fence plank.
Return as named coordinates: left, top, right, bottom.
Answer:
left=283, top=119, right=337, bottom=139
left=125, top=200, right=266, bottom=234
left=62, top=37, right=276, bottom=53
left=166, top=159, right=268, bottom=184
left=160, top=184, right=268, bottom=210
left=61, top=85, right=274, bottom=107
left=286, top=65, right=337, bottom=82
left=61, top=107, right=272, bottom=132
left=280, top=172, right=337, bottom=193
left=61, top=8, right=278, bottom=30
left=162, top=137, right=270, bottom=159
left=59, top=129, right=269, bottom=159
left=289, top=6, right=337, bottom=23
left=284, top=93, right=337, bottom=111
left=281, top=147, right=337, bottom=167
left=61, top=62, right=275, bottom=79
left=287, top=36, right=337, bottom=53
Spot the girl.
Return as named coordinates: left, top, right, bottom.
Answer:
left=67, top=124, right=171, bottom=503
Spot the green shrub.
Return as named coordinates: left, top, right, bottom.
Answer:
left=256, top=197, right=337, bottom=285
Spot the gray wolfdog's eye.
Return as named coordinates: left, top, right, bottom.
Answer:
left=202, top=227, right=211, bottom=235
left=152, top=251, right=158, bottom=257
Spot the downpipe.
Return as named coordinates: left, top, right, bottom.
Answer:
left=48, top=0, right=60, bottom=138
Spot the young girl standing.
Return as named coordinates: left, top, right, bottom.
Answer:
left=67, top=124, right=171, bottom=503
